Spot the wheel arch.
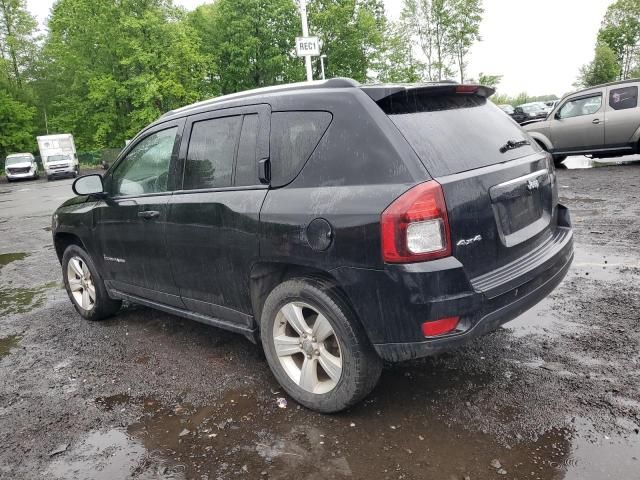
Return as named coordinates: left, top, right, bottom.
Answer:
left=54, top=232, right=87, bottom=264
left=528, top=131, right=553, bottom=152
left=249, top=262, right=358, bottom=332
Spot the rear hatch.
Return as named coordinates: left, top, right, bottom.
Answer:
left=365, top=84, right=560, bottom=285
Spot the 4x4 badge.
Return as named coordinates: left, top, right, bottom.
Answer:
left=527, top=179, right=540, bottom=191
left=457, top=235, right=482, bottom=247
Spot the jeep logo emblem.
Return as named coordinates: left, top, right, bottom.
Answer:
left=527, top=179, right=540, bottom=191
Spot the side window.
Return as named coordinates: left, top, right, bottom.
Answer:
left=610, top=86, right=638, bottom=111
left=184, top=116, right=242, bottom=190
left=270, top=111, right=332, bottom=187
left=235, top=114, right=259, bottom=186
left=558, top=95, right=602, bottom=119
left=111, top=127, right=177, bottom=196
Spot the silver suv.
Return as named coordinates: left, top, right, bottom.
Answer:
left=524, top=79, right=640, bottom=165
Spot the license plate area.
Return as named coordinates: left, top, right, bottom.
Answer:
left=490, top=170, right=552, bottom=247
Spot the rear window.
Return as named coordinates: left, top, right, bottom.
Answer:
left=270, top=111, right=332, bottom=187
left=379, top=93, right=537, bottom=177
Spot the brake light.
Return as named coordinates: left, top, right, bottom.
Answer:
left=422, top=317, right=460, bottom=337
left=456, top=85, right=479, bottom=94
left=381, top=180, right=451, bottom=263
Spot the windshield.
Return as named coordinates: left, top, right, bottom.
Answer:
left=48, top=154, right=70, bottom=162
left=5, top=156, right=31, bottom=166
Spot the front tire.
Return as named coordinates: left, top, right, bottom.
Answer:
left=260, top=278, right=382, bottom=413
left=62, top=244, right=121, bottom=321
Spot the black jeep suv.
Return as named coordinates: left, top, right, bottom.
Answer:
left=53, top=78, right=573, bottom=412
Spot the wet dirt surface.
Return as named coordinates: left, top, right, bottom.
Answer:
left=1, top=163, right=640, bottom=479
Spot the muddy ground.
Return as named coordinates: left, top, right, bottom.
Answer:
left=0, top=160, right=639, bottom=480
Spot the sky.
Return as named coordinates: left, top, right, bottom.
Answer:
left=26, top=0, right=614, bottom=97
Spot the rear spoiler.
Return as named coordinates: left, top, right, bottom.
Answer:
left=360, top=83, right=495, bottom=102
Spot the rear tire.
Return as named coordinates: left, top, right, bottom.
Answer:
left=260, top=277, right=382, bottom=413
left=62, top=244, right=121, bottom=321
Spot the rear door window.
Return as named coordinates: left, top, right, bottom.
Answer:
left=184, top=116, right=243, bottom=190
left=270, top=111, right=332, bottom=186
left=380, top=93, right=537, bottom=177
left=609, top=86, right=638, bottom=110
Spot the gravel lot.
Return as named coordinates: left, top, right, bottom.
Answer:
left=1, top=160, right=639, bottom=480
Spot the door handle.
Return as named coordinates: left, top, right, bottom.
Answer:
left=592, top=118, right=601, bottom=124
left=138, top=210, right=160, bottom=219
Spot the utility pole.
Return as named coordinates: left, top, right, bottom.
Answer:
left=299, top=0, right=313, bottom=82
left=320, top=55, right=327, bottom=80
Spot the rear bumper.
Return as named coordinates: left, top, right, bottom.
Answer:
left=374, top=245, right=572, bottom=361
left=333, top=205, right=573, bottom=362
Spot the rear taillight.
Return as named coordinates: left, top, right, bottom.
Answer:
left=381, top=180, right=451, bottom=263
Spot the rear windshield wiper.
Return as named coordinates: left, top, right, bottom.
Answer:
left=500, top=139, right=530, bottom=154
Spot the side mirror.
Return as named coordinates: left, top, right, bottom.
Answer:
left=554, top=111, right=562, bottom=120
left=72, top=174, right=105, bottom=197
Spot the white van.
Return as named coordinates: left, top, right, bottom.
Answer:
left=37, top=134, right=79, bottom=180
left=4, top=153, right=39, bottom=182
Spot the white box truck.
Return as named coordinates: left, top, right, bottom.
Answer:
left=37, top=134, right=79, bottom=181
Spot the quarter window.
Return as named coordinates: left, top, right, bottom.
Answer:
left=270, top=111, right=332, bottom=187
left=609, top=86, right=638, bottom=111
left=184, top=116, right=243, bottom=190
left=558, top=95, right=602, bottom=119
left=111, top=127, right=177, bottom=196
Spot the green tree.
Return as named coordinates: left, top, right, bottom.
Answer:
left=477, top=72, right=502, bottom=89
left=449, top=0, right=482, bottom=82
left=189, top=0, right=303, bottom=95
left=0, top=0, right=39, bottom=88
left=597, top=0, right=640, bottom=79
left=0, top=77, right=35, bottom=159
left=378, top=19, right=424, bottom=82
left=308, top=0, right=387, bottom=82
left=41, top=0, right=208, bottom=150
left=399, top=0, right=483, bottom=82
left=576, top=43, right=621, bottom=87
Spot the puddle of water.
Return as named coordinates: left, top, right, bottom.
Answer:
left=505, top=245, right=638, bottom=338
left=572, top=248, right=640, bottom=281
left=0, top=335, right=21, bottom=359
left=82, top=381, right=640, bottom=480
left=504, top=297, right=583, bottom=338
left=45, top=429, right=179, bottom=480
left=0, top=282, right=58, bottom=316
left=0, top=252, right=29, bottom=269
left=563, top=419, right=640, bottom=480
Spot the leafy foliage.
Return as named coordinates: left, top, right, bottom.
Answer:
left=598, top=0, right=640, bottom=79
left=0, top=84, right=35, bottom=160
left=398, top=0, right=482, bottom=82
left=189, top=0, right=304, bottom=95
left=576, top=43, right=621, bottom=88
left=308, top=0, right=386, bottom=82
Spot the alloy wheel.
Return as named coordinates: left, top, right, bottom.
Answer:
left=67, top=256, right=96, bottom=311
left=272, top=301, right=343, bottom=394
